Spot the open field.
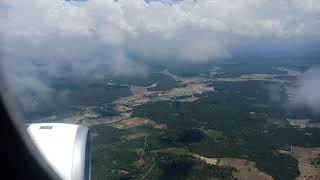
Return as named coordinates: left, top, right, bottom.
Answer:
left=109, top=117, right=167, bottom=129
left=193, top=155, right=273, bottom=180
left=280, top=146, right=320, bottom=180
left=287, top=119, right=320, bottom=129
left=61, top=73, right=214, bottom=128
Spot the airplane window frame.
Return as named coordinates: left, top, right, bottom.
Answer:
left=0, top=67, right=61, bottom=180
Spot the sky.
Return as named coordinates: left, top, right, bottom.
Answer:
left=1, top=0, right=320, bottom=113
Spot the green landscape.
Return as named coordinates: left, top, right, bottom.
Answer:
left=26, top=61, right=320, bottom=180
left=5, top=0, right=320, bottom=179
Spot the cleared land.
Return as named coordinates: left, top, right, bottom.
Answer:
left=193, top=155, right=273, bottom=180
left=61, top=73, right=214, bottom=128
left=279, top=146, right=320, bottom=180
left=56, top=67, right=300, bottom=128
left=287, top=119, right=320, bottom=129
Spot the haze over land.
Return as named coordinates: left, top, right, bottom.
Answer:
left=1, top=0, right=320, bottom=179
left=1, top=0, right=320, bottom=106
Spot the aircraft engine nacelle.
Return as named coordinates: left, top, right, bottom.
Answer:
left=27, top=123, right=91, bottom=180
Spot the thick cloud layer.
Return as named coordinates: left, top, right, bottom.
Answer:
left=1, top=0, right=320, bottom=110
left=2, top=0, right=320, bottom=63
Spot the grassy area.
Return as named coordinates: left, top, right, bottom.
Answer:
left=90, top=125, right=234, bottom=180
left=130, top=80, right=319, bottom=179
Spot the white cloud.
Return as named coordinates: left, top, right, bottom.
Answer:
left=291, top=67, right=320, bottom=114
left=110, top=51, right=149, bottom=76
left=2, top=0, right=320, bottom=64
left=1, top=0, right=320, bottom=111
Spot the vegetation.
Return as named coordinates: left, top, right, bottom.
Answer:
left=130, top=80, right=320, bottom=179
left=24, top=78, right=131, bottom=121
left=90, top=125, right=234, bottom=180
left=311, top=155, right=320, bottom=168
left=26, top=61, right=320, bottom=179
left=81, top=66, right=320, bottom=179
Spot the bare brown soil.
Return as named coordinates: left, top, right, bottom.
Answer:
left=110, top=117, right=156, bottom=129
left=193, top=155, right=273, bottom=180
left=280, top=146, right=320, bottom=180
left=287, top=119, right=320, bottom=129
left=219, top=158, right=273, bottom=180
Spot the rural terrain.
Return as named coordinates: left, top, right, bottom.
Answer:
left=26, top=61, right=320, bottom=180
